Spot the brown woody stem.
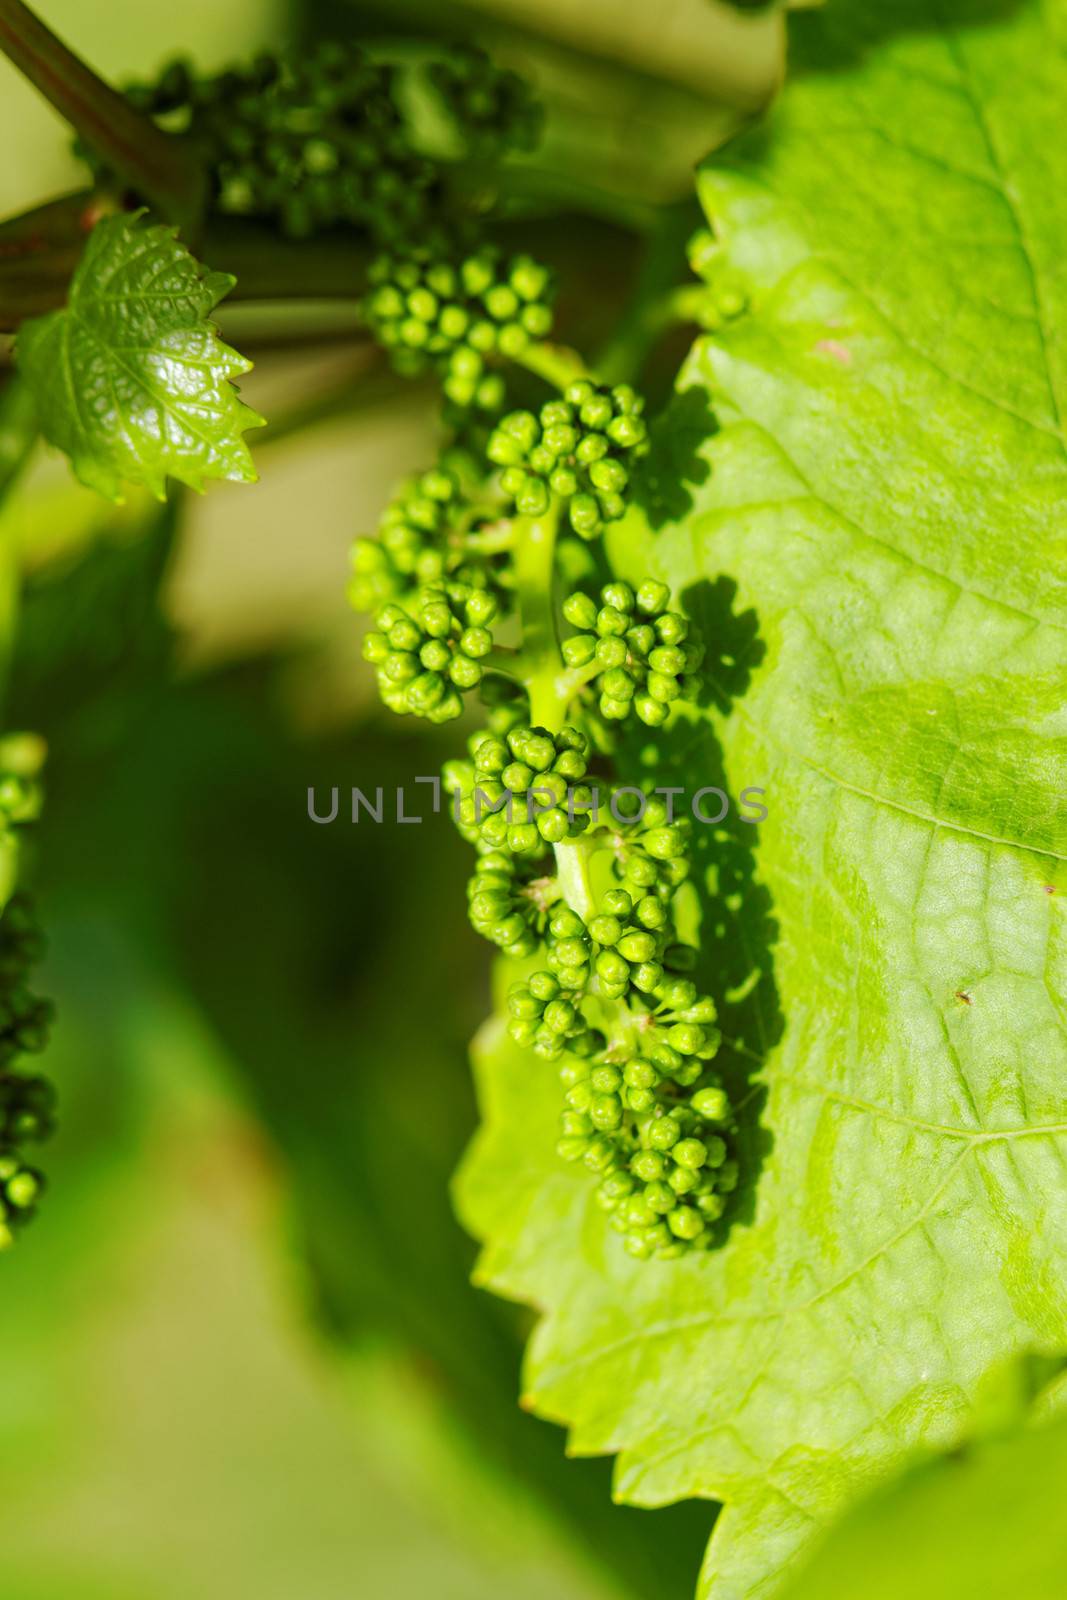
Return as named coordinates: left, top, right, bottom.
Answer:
left=0, top=0, right=204, bottom=228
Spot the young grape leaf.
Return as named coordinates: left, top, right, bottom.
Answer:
left=456, top=2, right=1067, bottom=1596
left=16, top=215, right=262, bottom=502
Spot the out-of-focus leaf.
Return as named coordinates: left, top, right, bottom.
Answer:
left=783, top=1356, right=1067, bottom=1600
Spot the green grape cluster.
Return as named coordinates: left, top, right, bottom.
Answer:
left=0, top=895, right=55, bottom=1249
left=544, top=906, right=595, bottom=990
left=450, top=724, right=593, bottom=854
left=348, top=466, right=509, bottom=614
left=551, top=961, right=732, bottom=1260
left=488, top=381, right=648, bottom=537
left=427, top=44, right=543, bottom=156
left=84, top=43, right=435, bottom=241
left=0, top=1071, right=55, bottom=1147
left=0, top=1074, right=53, bottom=1248
left=447, top=729, right=737, bottom=1259
left=559, top=1068, right=738, bottom=1259
left=362, top=582, right=499, bottom=722
left=587, top=886, right=678, bottom=999
left=436, top=687, right=734, bottom=1260
left=0, top=895, right=54, bottom=1068
left=81, top=37, right=547, bottom=245
left=0, top=983, right=52, bottom=1065
left=562, top=580, right=705, bottom=725
left=601, top=793, right=692, bottom=897
left=540, top=902, right=690, bottom=1007
left=507, top=970, right=603, bottom=1060
left=348, top=471, right=454, bottom=612
left=348, top=247, right=739, bottom=1257
left=364, top=247, right=553, bottom=407
left=467, top=851, right=559, bottom=956
left=451, top=730, right=736, bottom=1257
left=0, top=894, right=44, bottom=983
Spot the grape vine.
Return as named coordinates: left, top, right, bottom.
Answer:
left=350, top=232, right=739, bottom=1256
left=351, top=371, right=737, bottom=1256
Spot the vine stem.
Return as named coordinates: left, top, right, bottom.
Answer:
left=512, top=342, right=587, bottom=394
left=452, top=159, right=661, bottom=236
left=596, top=284, right=709, bottom=385
left=511, top=505, right=562, bottom=725
left=591, top=198, right=708, bottom=384
left=553, top=835, right=597, bottom=923
left=508, top=500, right=604, bottom=932
left=0, top=0, right=204, bottom=229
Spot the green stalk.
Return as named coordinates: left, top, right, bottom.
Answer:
left=213, top=219, right=371, bottom=301
left=509, top=511, right=601, bottom=724
left=553, top=834, right=597, bottom=923
left=0, top=206, right=374, bottom=327
left=453, top=159, right=661, bottom=236
left=254, top=365, right=412, bottom=451
left=596, top=284, right=708, bottom=386
left=512, top=342, right=587, bottom=394
left=0, top=0, right=204, bottom=229
left=464, top=524, right=515, bottom=555
left=592, top=198, right=705, bottom=383
left=508, top=500, right=605, bottom=928
left=511, top=505, right=563, bottom=726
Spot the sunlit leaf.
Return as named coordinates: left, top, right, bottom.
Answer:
left=17, top=214, right=262, bottom=501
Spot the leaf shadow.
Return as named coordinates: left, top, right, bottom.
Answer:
left=630, top=386, right=717, bottom=532
left=622, top=575, right=779, bottom=1235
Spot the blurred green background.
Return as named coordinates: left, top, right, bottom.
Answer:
left=0, top=2, right=786, bottom=1596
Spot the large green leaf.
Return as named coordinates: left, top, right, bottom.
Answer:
left=17, top=215, right=262, bottom=502
left=456, top=2, right=1067, bottom=1596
